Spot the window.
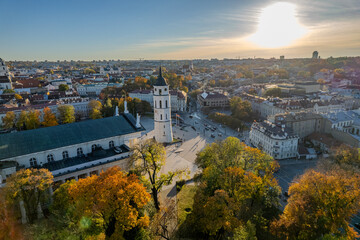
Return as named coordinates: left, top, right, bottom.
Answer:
left=159, top=89, right=162, bottom=95
left=160, top=114, right=163, bottom=120
left=109, top=140, right=114, bottom=148
left=165, top=88, right=167, bottom=91
left=155, top=101, right=157, bottom=108
left=159, top=100, right=162, bottom=108
left=166, top=114, right=168, bottom=120
left=29, top=158, right=37, bottom=167
left=47, top=154, right=54, bottom=162
left=77, top=148, right=83, bottom=157
left=62, top=151, right=69, bottom=160
left=91, top=144, right=97, bottom=151
left=165, top=100, right=168, bottom=108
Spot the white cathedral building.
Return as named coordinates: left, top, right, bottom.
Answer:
left=153, top=67, right=173, bottom=143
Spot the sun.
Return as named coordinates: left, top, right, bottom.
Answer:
left=248, top=2, right=308, bottom=48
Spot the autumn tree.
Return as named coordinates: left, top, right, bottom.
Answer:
left=2, top=111, right=16, bottom=129
left=101, top=98, right=114, bottom=117
left=271, top=169, right=360, bottom=240
left=25, top=109, right=41, bottom=130
left=317, top=78, right=326, bottom=84
left=88, top=100, right=102, bottom=119
left=57, top=105, right=75, bottom=124
left=130, top=139, right=187, bottom=210
left=189, top=137, right=281, bottom=239
left=16, top=110, right=27, bottom=130
left=230, top=96, right=252, bottom=121
left=42, top=107, right=58, bottom=127
left=5, top=168, right=53, bottom=224
left=66, top=167, right=151, bottom=239
left=14, top=93, right=23, bottom=100
left=84, top=68, right=96, bottom=74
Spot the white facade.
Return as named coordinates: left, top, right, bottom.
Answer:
left=0, top=58, right=12, bottom=90
left=153, top=72, right=173, bottom=143
left=129, top=89, right=187, bottom=112
left=250, top=121, right=299, bottom=160
left=76, top=83, right=108, bottom=96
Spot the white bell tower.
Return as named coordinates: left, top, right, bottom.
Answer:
left=153, top=67, right=173, bottom=143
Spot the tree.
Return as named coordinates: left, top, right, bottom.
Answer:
left=101, top=98, right=114, bottom=117
left=25, top=109, right=41, bottom=130
left=2, top=111, right=16, bottom=129
left=67, top=167, right=151, bottom=239
left=58, top=84, right=69, bottom=91
left=15, top=110, right=27, bottom=130
left=84, top=68, right=96, bottom=74
left=230, top=97, right=252, bottom=121
left=264, top=88, right=282, bottom=97
left=130, top=139, right=187, bottom=210
left=271, top=169, right=360, bottom=240
left=57, top=105, right=75, bottom=124
left=42, top=107, right=58, bottom=127
left=88, top=100, right=103, bottom=119
left=14, top=94, right=23, bottom=100
left=317, top=78, right=326, bottom=84
left=3, top=89, right=15, bottom=93
left=5, top=168, right=53, bottom=224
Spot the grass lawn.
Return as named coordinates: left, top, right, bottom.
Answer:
left=177, top=185, right=197, bottom=225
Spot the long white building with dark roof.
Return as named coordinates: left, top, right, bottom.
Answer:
left=250, top=120, right=299, bottom=160
left=0, top=113, right=144, bottom=186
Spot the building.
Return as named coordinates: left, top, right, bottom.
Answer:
left=100, top=66, right=121, bottom=75
left=197, top=92, right=229, bottom=108
left=0, top=113, right=144, bottom=186
left=129, top=89, right=187, bottom=112
left=312, top=51, right=319, bottom=59
left=269, top=112, right=323, bottom=139
left=76, top=82, right=108, bottom=96
left=0, top=58, right=12, bottom=90
left=153, top=67, right=173, bottom=143
left=250, top=120, right=299, bottom=160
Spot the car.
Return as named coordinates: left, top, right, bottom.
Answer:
left=211, top=128, right=215, bottom=132
left=191, top=126, right=196, bottom=131
left=284, top=191, right=289, bottom=197
left=114, top=146, right=122, bottom=154
left=189, top=115, right=193, bottom=118
left=218, top=133, right=222, bottom=137
left=213, top=127, right=217, bottom=130
left=211, top=133, right=215, bottom=138
left=205, top=127, right=210, bottom=131
left=204, top=123, right=208, bottom=127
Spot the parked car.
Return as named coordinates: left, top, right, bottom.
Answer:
left=211, top=133, right=215, bottom=138
left=114, top=147, right=122, bottom=154
left=218, top=133, right=222, bottom=137
left=355, top=223, right=360, bottom=229
left=284, top=191, right=289, bottom=197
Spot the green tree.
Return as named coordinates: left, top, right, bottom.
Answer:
left=57, top=105, right=75, bottom=124
left=130, top=139, right=187, bottom=211
left=2, top=111, right=16, bottom=129
left=58, top=84, right=69, bottom=91
left=2, top=89, right=15, bottom=93
left=230, top=97, right=252, bottom=121
left=5, top=168, right=53, bottom=224
left=264, top=88, right=282, bottom=97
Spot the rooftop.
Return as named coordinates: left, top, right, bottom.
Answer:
left=0, top=114, right=144, bottom=160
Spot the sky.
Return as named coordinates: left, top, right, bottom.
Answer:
left=1, top=0, right=360, bottom=60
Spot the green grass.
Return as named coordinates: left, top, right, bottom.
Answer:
left=177, top=185, right=197, bottom=225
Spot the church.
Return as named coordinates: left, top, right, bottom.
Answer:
left=153, top=67, right=173, bottom=143
left=0, top=106, right=144, bottom=188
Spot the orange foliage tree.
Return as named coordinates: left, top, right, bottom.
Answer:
left=67, top=166, right=151, bottom=239
left=42, top=107, right=58, bottom=127
left=271, top=169, right=360, bottom=239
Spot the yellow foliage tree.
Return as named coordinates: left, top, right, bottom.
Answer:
left=42, top=107, right=58, bottom=127
left=25, top=109, right=41, bottom=130
left=271, top=169, right=360, bottom=239
left=2, top=111, right=16, bottom=129
left=67, top=166, right=150, bottom=239
left=88, top=100, right=102, bottom=119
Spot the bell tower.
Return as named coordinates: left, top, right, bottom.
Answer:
left=153, top=67, right=173, bottom=143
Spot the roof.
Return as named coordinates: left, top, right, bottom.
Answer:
left=199, top=92, right=228, bottom=100
left=154, top=67, right=168, bottom=86
left=0, top=76, right=11, bottom=83
left=0, top=114, right=144, bottom=160
left=251, top=120, right=298, bottom=140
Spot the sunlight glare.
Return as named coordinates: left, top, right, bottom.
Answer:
left=248, top=2, right=308, bottom=48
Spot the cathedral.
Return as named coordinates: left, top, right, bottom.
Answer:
left=153, top=67, right=173, bottom=143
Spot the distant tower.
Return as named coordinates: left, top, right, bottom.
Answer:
left=153, top=67, right=173, bottom=143
left=0, top=58, right=12, bottom=90
left=312, top=51, right=319, bottom=59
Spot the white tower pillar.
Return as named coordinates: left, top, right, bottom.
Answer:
left=153, top=67, right=173, bottom=143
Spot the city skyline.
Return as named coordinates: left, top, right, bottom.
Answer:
left=1, top=0, right=360, bottom=60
